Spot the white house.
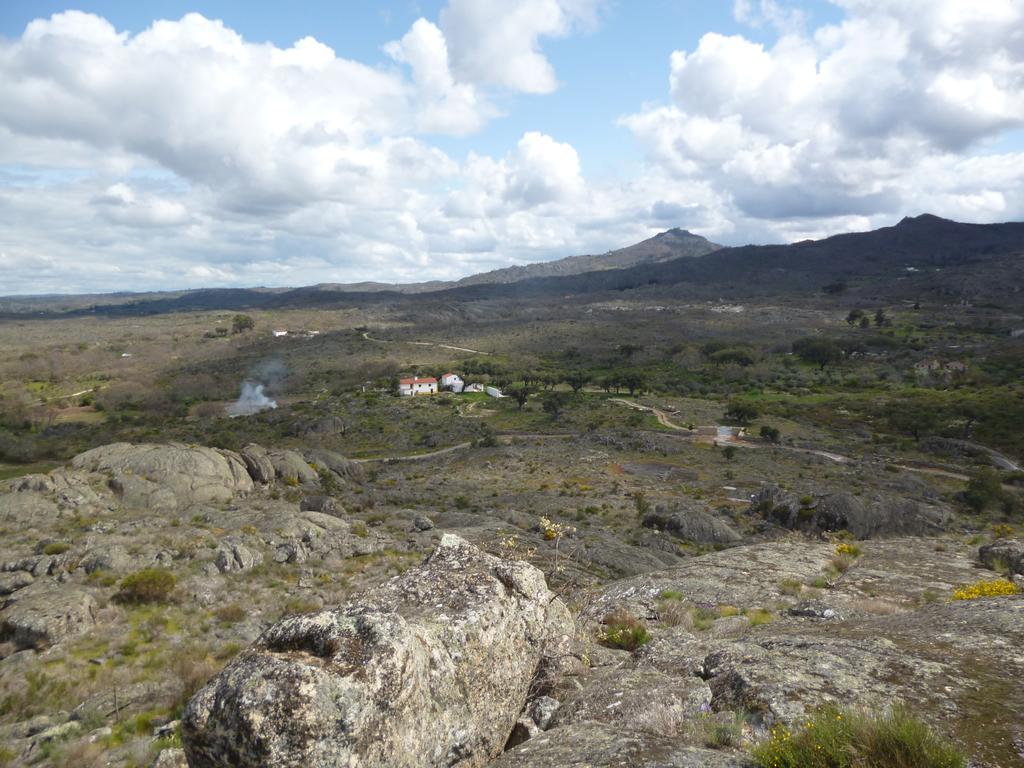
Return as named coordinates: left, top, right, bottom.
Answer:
left=440, top=373, right=464, bottom=393
left=398, top=377, right=438, bottom=396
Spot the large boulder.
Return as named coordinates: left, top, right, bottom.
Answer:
left=979, top=539, right=1024, bottom=576
left=0, top=580, right=97, bottom=650
left=642, top=504, right=741, bottom=544
left=238, top=444, right=275, bottom=485
left=749, top=485, right=947, bottom=538
left=182, top=535, right=574, bottom=768
left=267, top=450, right=319, bottom=486
left=304, top=449, right=364, bottom=484
left=71, top=443, right=253, bottom=511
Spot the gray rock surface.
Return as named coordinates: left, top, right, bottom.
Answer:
left=304, top=448, right=364, bottom=484
left=238, top=444, right=275, bottom=485
left=0, top=580, right=97, bottom=650
left=750, top=484, right=947, bottom=538
left=72, top=443, right=253, bottom=510
left=214, top=541, right=263, bottom=573
left=268, top=449, right=319, bottom=486
left=979, top=538, right=1024, bottom=575
left=182, top=535, right=574, bottom=768
left=492, top=722, right=747, bottom=767
left=642, top=504, right=741, bottom=544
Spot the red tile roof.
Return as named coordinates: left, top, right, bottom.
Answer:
left=400, top=377, right=437, bottom=385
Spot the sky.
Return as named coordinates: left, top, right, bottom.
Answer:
left=0, top=0, right=1022, bottom=295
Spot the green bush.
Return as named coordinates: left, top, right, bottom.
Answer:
left=116, top=568, right=176, bottom=604
left=42, top=542, right=70, bottom=555
left=751, top=705, right=965, bottom=768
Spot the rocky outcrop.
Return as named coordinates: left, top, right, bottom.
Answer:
left=642, top=504, right=741, bottom=544
left=492, top=722, right=746, bottom=767
left=71, top=443, right=253, bottom=511
left=182, top=535, right=574, bottom=768
left=0, top=580, right=97, bottom=650
left=304, top=449, right=364, bottom=484
left=238, top=444, right=275, bottom=485
left=213, top=541, right=263, bottom=573
left=267, top=449, right=319, bottom=486
left=749, top=484, right=947, bottom=538
left=979, top=538, right=1024, bottom=575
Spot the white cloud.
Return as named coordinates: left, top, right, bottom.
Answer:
left=1, top=2, right=1023, bottom=295
left=440, top=0, right=600, bottom=94
left=383, top=18, right=492, bottom=135
left=624, top=0, right=1024, bottom=240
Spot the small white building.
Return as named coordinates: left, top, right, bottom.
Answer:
left=272, top=330, right=288, bottom=337
left=485, top=386, right=505, bottom=398
left=398, top=377, right=438, bottom=396
left=440, top=373, right=464, bottom=393
left=464, top=383, right=485, bottom=393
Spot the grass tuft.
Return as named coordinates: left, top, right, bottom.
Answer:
left=751, top=705, right=965, bottom=768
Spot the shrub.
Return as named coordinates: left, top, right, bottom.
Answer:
left=992, top=523, right=1015, bottom=538
left=751, top=705, right=965, bottom=768
left=598, top=609, right=651, bottom=651
left=951, top=578, right=1020, bottom=600
left=778, top=578, right=803, bottom=597
left=42, top=542, right=70, bottom=556
left=748, top=608, right=774, bottom=626
left=835, top=542, right=862, bottom=558
left=214, top=603, right=246, bottom=625
left=116, top=568, right=176, bottom=604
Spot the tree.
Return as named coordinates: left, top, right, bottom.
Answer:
left=822, top=280, right=847, bottom=295
left=509, top=385, right=531, bottom=410
left=722, top=445, right=738, bottom=460
left=759, top=425, right=781, bottom=443
left=874, top=308, right=889, bottom=327
left=792, top=337, right=843, bottom=370
left=724, top=400, right=759, bottom=425
left=542, top=391, right=570, bottom=420
left=618, top=344, right=644, bottom=361
left=859, top=316, right=871, bottom=329
left=231, top=314, right=255, bottom=334
left=963, top=468, right=1004, bottom=513
left=565, top=371, right=590, bottom=393
left=884, top=399, right=940, bottom=442
left=846, top=309, right=865, bottom=326
left=710, top=348, right=754, bottom=367
left=621, top=372, right=646, bottom=396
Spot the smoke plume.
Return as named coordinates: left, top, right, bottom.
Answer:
left=226, top=381, right=277, bottom=417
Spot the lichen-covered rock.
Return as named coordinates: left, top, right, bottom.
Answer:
left=642, top=504, right=741, bottom=544
left=0, top=571, right=34, bottom=596
left=71, top=443, right=253, bottom=510
left=979, top=538, right=1024, bottom=576
left=491, top=722, right=747, bottom=767
left=152, top=748, right=188, bottom=768
left=182, top=535, right=574, bottom=768
left=213, top=542, right=263, bottom=573
left=0, top=580, right=97, bottom=650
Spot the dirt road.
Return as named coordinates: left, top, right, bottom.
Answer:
left=361, top=332, right=490, bottom=355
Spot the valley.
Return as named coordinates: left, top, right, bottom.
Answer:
left=0, top=217, right=1022, bottom=767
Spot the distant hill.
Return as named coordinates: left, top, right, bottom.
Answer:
left=451, top=228, right=720, bottom=287
left=2, top=215, right=1021, bottom=316
left=435, top=214, right=1024, bottom=305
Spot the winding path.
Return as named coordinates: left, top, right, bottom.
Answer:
left=361, top=331, right=490, bottom=356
